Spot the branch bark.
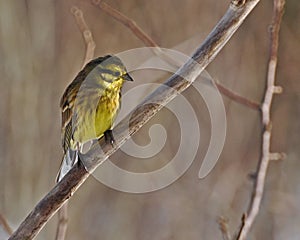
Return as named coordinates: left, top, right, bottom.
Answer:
left=9, top=1, right=260, bottom=239
left=92, top=0, right=260, bottom=111
left=236, top=0, right=285, bottom=239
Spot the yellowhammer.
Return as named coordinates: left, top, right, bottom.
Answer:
left=57, top=55, right=133, bottom=182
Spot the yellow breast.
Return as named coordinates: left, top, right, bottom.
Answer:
left=71, top=80, right=123, bottom=147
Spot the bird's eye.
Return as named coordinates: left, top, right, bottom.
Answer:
left=112, top=71, right=121, bottom=77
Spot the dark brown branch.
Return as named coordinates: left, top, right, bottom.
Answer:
left=92, top=0, right=260, bottom=111
left=9, top=164, right=88, bottom=240
left=236, top=0, right=285, bottom=239
left=9, top=1, right=260, bottom=239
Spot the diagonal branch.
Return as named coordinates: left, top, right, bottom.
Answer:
left=91, top=0, right=181, bottom=68
left=215, top=80, right=260, bottom=110
left=92, top=0, right=260, bottom=110
left=236, top=0, right=285, bottom=239
left=8, top=1, right=260, bottom=239
left=91, top=0, right=158, bottom=48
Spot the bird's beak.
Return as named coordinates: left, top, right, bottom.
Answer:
left=123, top=73, right=134, bottom=81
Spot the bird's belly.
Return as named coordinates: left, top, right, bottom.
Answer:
left=73, top=95, right=120, bottom=144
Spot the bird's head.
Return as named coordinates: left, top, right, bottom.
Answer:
left=89, top=55, right=134, bottom=84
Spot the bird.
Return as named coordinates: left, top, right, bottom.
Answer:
left=56, top=55, right=133, bottom=182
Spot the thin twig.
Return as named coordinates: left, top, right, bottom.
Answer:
left=0, top=213, right=13, bottom=236
left=8, top=1, right=261, bottom=239
left=92, top=0, right=158, bottom=48
left=218, top=216, right=231, bottom=240
left=269, top=152, right=286, bottom=161
left=91, top=0, right=181, bottom=68
left=55, top=202, right=69, bottom=240
left=215, top=80, right=260, bottom=110
left=236, top=0, right=285, bottom=239
left=55, top=6, right=96, bottom=240
left=92, top=0, right=260, bottom=111
left=71, top=6, right=96, bottom=65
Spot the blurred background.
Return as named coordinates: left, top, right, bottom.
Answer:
left=0, top=0, right=299, bottom=239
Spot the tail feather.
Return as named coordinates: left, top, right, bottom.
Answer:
left=56, top=150, right=79, bottom=182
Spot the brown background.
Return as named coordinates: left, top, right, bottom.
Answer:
left=0, top=0, right=299, bottom=239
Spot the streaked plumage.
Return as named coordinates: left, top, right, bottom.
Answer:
left=57, top=55, right=133, bottom=182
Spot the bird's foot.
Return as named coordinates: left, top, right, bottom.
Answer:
left=104, top=129, right=115, bottom=146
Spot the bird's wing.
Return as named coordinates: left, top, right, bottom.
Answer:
left=57, top=74, right=84, bottom=182
left=60, top=71, right=84, bottom=152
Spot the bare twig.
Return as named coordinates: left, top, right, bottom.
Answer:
left=236, top=0, right=285, bottom=239
left=218, top=216, right=231, bottom=240
left=91, top=0, right=181, bottom=68
left=92, top=0, right=260, bottom=111
left=0, top=213, right=13, bottom=236
left=9, top=1, right=261, bottom=239
left=55, top=202, right=69, bottom=240
left=71, top=6, right=96, bottom=65
left=55, top=6, right=96, bottom=240
left=269, top=152, right=286, bottom=161
left=215, top=80, right=260, bottom=110
left=92, top=0, right=158, bottom=48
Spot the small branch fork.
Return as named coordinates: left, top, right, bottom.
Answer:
left=9, top=1, right=261, bottom=239
left=236, top=0, right=285, bottom=239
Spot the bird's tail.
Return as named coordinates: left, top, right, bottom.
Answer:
left=56, top=150, right=79, bottom=182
